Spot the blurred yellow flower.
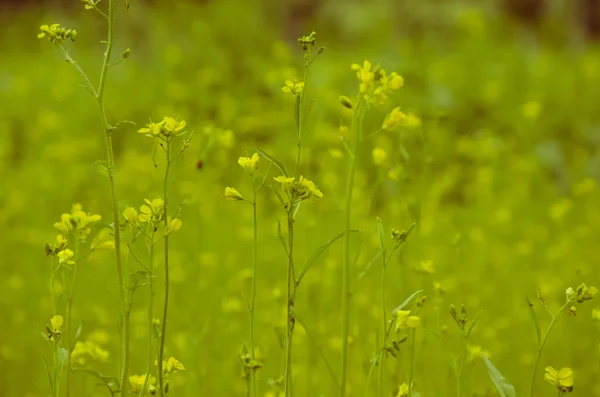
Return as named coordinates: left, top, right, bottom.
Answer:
left=47, top=315, right=63, bottom=342
left=415, top=260, right=435, bottom=274
left=162, top=117, right=186, bottom=135
left=296, top=176, right=323, bottom=199
left=382, top=107, right=408, bottom=131
left=544, top=366, right=573, bottom=393
left=129, top=374, right=156, bottom=393
left=224, top=187, right=243, bottom=201
left=123, top=207, right=138, bottom=226
left=165, top=218, right=182, bottom=235
left=57, top=249, right=75, bottom=266
left=396, top=383, right=409, bottom=397
left=372, top=147, right=387, bottom=165
left=274, top=176, right=295, bottom=190
left=156, top=356, right=185, bottom=376
left=54, top=203, right=101, bottom=241
left=238, top=153, right=259, bottom=174
left=395, top=310, right=420, bottom=331
left=282, top=80, right=304, bottom=96
left=139, top=198, right=165, bottom=224
left=351, top=60, right=374, bottom=93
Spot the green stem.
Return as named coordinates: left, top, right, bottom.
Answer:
left=139, top=229, right=156, bottom=397
left=250, top=177, right=258, bottom=397
left=456, top=333, right=466, bottom=397
left=158, top=140, right=172, bottom=397
left=408, top=328, right=416, bottom=397
left=377, top=260, right=387, bottom=397
left=284, top=206, right=295, bottom=397
left=528, top=301, right=570, bottom=397
left=293, top=57, right=309, bottom=178
left=65, top=239, right=79, bottom=397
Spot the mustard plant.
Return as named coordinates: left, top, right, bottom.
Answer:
left=137, top=117, right=191, bottom=396
left=339, top=60, right=407, bottom=397
left=38, top=0, right=132, bottom=394
left=448, top=304, right=483, bottom=397
left=527, top=284, right=597, bottom=397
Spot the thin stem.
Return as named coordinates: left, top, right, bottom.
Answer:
left=528, top=301, right=570, bottom=397
left=293, top=56, right=309, bottom=178
left=284, top=206, right=295, bottom=397
left=456, top=332, right=466, bottom=397
left=65, top=238, right=79, bottom=397
left=408, top=328, right=416, bottom=397
left=250, top=176, right=258, bottom=397
left=158, top=140, right=172, bottom=397
left=377, top=260, right=387, bottom=397
left=139, top=229, right=156, bottom=397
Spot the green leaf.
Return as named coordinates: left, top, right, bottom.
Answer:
left=465, top=310, right=484, bottom=339
left=526, top=297, right=542, bottom=347
left=40, top=353, right=53, bottom=391
left=297, top=230, right=360, bottom=286
left=73, top=368, right=120, bottom=393
left=358, top=249, right=382, bottom=279
left=392, top=290, right=424, bottom=314
left=57, top=347, right=69, bottom=367
left=482, top=355, right=516, bottom=397
left=255, top=147, right=288, bottom=176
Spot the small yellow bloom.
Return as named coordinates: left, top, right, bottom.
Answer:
left=123, top=207, right=138, bottom=226
left=387, top=72, right=405, bottom=90
left=466, top=344, right=490, bottom=361
left=138, top=119, right=165, bottom=137
left=224, top=187, right=244, bottom=201
left=57, top=249, right=75, bottom=266
left=351, top=60, right=374, bottom=93
left=165, top=218, right=182, bottom=235
left=395, top=310, right=420, bottom=331
left=238, top=153, right=260, bottom=174
left=282, top=80, right=304, bottom=95
left=90, top=228, right=115, bottom=251
left=47, top=315, right=63, bottom=342
left=415, top=260, right=435, bottom=274
left=274, top=176, right=295, bottom=190
left=544, top=366, right=573, bottom=393
left=396, top=383, right=409, bottom=397
left=162, top=117, right=187, bottom=136
left=156, top=357, right=185, bottom=376
left=129, top=374, right=156, bottom=393
left=372, top=147, right=387, bottom=166
left=54, top=204, right=101, bottom=241
left=139, top=199, right=165, bottom=224
left=382, top=107, right=408, bottom=131
left=592, top=308, right=600, bottom=321
left=295, top=176, right=324, bottom=199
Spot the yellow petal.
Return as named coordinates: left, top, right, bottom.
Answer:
left=50, top=315, right=63, bottom=331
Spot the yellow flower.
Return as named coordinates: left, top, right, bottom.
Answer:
left=156, top=357, right=185, bottom=376
left=295, top=176, right=323, bottom=199
left=90, top=228, right=115, bottom=251
left=139, top=199, right=165, bottom=224
left=544, top=367, right=573, bottom=393
left=274, top=176, right=295, bottom=190
left=162, top=117, right=187, bottom=136
left=372, top=147, right=387, bottom=166
left=282, top=80, right=304, bottom=95
left=396, top=383, right=409, bottom=397
left=351, top=60, right=374, bottom=93
left=395, top=310, right=420, bottom=331
left=165, top=218, right=182, bottom=235
left=466, top=344, right=490, bottom=361
left=47, top=315, right=63, bottom=342
left=54, top=204, right=102, bottom=241
left=123, top=207, right=138, bottom=226
left=387, top=72, right=405, bottom=90
left=71, top=339, right=110, bottom=366
left=224, top=187, right=244, bottom=201
left=382, top=107, right=408, bottom=131
left=138, top=119, right=165, bottom=137
left=129, top=374, right=156, bottom=393
left=38, top=24, right=76, bottom=44
left=575, top=283, right=598, bottom=303
left=238, top=153, right=260, bottom=174
left=592, top=308, right=600, bottom=321
left=57, top=249, right=75, bottom=266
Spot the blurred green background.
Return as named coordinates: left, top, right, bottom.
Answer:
left=1, top=0, right=600, bottom=396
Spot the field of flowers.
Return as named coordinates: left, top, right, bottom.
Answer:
left=1, top=0, right=599, bottom=396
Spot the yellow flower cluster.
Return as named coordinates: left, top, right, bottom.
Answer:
left=396, top=383, right=410, bottom=397
left=123, top=199, right=181, bottom=233
left=224, top=187, right=244, bottom=201
left=71, top=339, right=109, bottom=366
left=282, top=80, right=304, bottom=96
left=351, top=60, right=404, bottom=105
left=129, top=374, right=157, bottom=394
left=54, top=203, right=101, bottom=242
left=566, top=283, right=598, bottom=303
left=156, top=356, right=186, bottom=376
left=138, top=117, right=187, bottom=140
left=37, top=24, right=77, bottom=44
left=274, top=175, right=323, bottom=200
left=395, top=310, right=420, bottom=331
left=238, top=153, right=259, bottom=174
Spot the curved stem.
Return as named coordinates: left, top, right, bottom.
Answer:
left=528, top=301, right=570, bottom=397
left=158, top=140, right=172, bottom=397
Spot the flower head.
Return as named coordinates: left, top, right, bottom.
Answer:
left=544, top=367, right=573, bottom=393
left=396, top=383, right=410, bottom=397
left=274, top=176, right=295, bottom=191
left=54, top=204, right=101, bottom=241
left=57, top=249, right=76, bottom=266
left=395, top=310, right=420, bottom=331
left=123, top=207, right=139, bottom=226
left=282, top=80, right=304, bottom=96
left=47, top=315, right=63, bottom=342
left=71, top=339, right=109, bottom=366
left=224, top=187, right=244, bottom=201
left=382, top=107, right=408, bottom=131
left=165, top=218, right=182, bottom=235
left=139, top=199, right=165, bottom=224
left=372, top=147, right=387, bottom=166
left=294, top=176, right=323, bottom=200
left=156, top=357, right=185, bottom=376
left=38, top=24, right=77, bottom=44
left=238, top=153, right=259, bottom=174
left=575, top=283, right=597, bottom=303
left=138, top=117, right=186, bottom=140
left=129, top=374, right=156, bottom=393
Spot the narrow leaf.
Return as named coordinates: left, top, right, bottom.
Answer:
left=482, top=355, right=516, bottom=397
left=526, top=297, right=542, bottom=347
left=297, top=230, right=360, bottom=286
left=255, top=147, right=288, bottom=176
left=40, top=353, right=53, bottom=390
left=465, top=310, right=484, bottom=339
left=392, top=290, right=423, bottom=314
left=358, top=249, right=382, bottom=279
left=73, top=368, right=120, bottom=393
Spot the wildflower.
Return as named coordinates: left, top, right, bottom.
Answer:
left=90, top=228, right=115, bottom=251
left=238, top=153, right=259, bottom=174
left=38, top=24, right=76, bottom=44
left=57, top=249, right=75, bottom=266
left=372, top=147, right=387, bottom=165
left=138, top=119, right=165, bottom=138
left=566, top=287, right=575, bottom=302
left=282, top=80, right=304, bottom=96
left=395, top=310, right=420, bottom=331
left=274, top=176, right=295, bottom=190
left=156, top=357, right=185, bottom=376
left=129, top=374, right=156, bottom=393
left=224, top=187, right=244, bottom=201
left=164, top=218, right=182, bottom=235
left=544, top=367, right=573, bottom=393
left=138, top=117, right=186, bottom=139
left=123, top=207, right=139, bottom=226
left=382, top=107, right=408, bottom=131
left=387, top=72, right=404, bottom=90
left=396, top=383, right=409, bottom=397
left=351, top=60, right=374, bottom=93
left=45, top=234, right=68, bottom=257
left=575, top=283, right=597, bottom=303
left=139, top=199, right=165, bottom=224
left=54, top=203, right=101, bottom=241
left=162, top=117, right=186, bottom=136
left=46, top=315, right=63, bottom=342
left=294, top=176, right=323, bottom=200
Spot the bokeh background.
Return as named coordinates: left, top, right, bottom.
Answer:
left=1, top=0, right=600, bottom=396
